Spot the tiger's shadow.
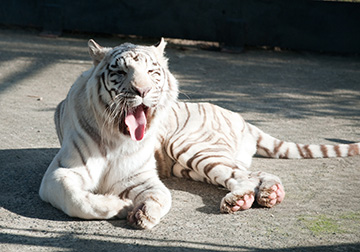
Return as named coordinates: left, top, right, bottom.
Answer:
left=0, top=148, right=74, bottom=221
left=162, top=177, right=230, bottom=215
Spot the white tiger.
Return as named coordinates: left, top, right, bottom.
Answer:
left=39, top=39, right=360, bottom=229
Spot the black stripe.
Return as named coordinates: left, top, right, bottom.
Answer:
left=133, top=185, right=154, bottom=202
left=210, top=104, right=221, bottom=131
left=149, top=195, right=163, bottom=208
left=57, top=159, right=66, bottom=168
left=213, top=137, right=232, bottom=148
left=173, top=131, right=208, bottom=160
left=194, top=154, right=229, bottom=169
left=296, top=144, right=305, bottom=158
left=55, top=101, right=64, bottom=141
left=96, top=80, right=109, bottom=113
left=221, top=110, right=237, bottom=146
left=72, top=139, right=86, bottom=166
left=181, top=103, right=191, bottom=131
left=119, top=181, right=147, bottom=200
left=200, top=105, right=207, bottom=128
left=203, top=162, right=222, bottom=178
left=180, top=169, right=192, bottom=179
left=110, top=49, right=124, bottom=58
left=101, top=72, right=114, bottom=100
left=71, top=139, right=93, bottom=182
left=174, top=144, right=192, bottom=160
left=320, top=145, right=328, bottom=158
left=186, top=151, right=203, bottom=170
left=197, top=103, right=202, bottom=115
left=169, top=135, right=185, bottom=158
left=273, top=140, right=284, bottom=156
left=77, top=113, right=106, bottom=157
left=171, top=107, right=180, bottom=132
left=334, top=145, right=341, bottom=157
left=348, top=144, right=359, bottom=156
left=303, top=145, right=313, bottom=158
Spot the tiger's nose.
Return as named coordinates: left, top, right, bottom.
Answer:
left=135, top=86, right=152, bottom=98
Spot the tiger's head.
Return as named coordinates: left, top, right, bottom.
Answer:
left=87, top=39, right=178, bottom=141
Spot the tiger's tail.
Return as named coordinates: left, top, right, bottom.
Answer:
left=247, top=123, right=360, bottom=159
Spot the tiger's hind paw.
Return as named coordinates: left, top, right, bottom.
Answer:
left=220, top=191, right=255, bottom=213
left=256, top=183, right=285, bottom=208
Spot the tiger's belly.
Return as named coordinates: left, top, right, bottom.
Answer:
left=156, top=101, right=258, bottom=173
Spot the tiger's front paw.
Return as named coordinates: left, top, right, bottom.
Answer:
left=220, top=191, right=255, bottom=213
left=127, top=203, right=161, bottom=229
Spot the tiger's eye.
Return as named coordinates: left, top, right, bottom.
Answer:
left=117, top=70, right=127, bottom=75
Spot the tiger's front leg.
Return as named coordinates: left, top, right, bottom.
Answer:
left=39, top=152, right=132, bottom=220
left=124, top=172, right=172, bottom=229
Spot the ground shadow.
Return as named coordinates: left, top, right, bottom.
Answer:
left=325, top=138, right=357, bottom=144
left=1, top=226, right=359, bottom=252
left=0, top=148, right=73, bottom=221
left=163, top=177, right=228, bottom=215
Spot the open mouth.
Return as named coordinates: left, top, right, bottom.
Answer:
left=124, top=105, right=150, bottom=141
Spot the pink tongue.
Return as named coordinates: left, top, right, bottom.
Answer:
left=125, top=106, right=147, bottom=141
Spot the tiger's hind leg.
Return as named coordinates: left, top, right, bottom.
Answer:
left=219, top=169, right=259, bottom=213
left=250, top=171, right=285, bottom=208
left=172, top=161, right=258, bottom=213
left=172, top=162, right=207, bottom=182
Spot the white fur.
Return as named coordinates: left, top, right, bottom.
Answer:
left=40, top=39, right=175, bottom=229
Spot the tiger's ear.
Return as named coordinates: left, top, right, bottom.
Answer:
left=154, top=38, right=167, bottom=55
left=88, top=39, right=107, bottom=65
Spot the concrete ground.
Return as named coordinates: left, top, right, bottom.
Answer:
left=0, top=28, right=359, bottom=251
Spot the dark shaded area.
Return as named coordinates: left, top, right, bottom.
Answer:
left=325, top=138, right=357, bottom=144
left=173, top=49, right=360, bottom=127
left=1, top=28, right=359, bottom=126
left=0, top=148, right=72, bottom=221
left=1, top=225, right=359, bottom=252
left=0, top=29, right=91, bottom=94
left=0, top=0, right=359, bottom=53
